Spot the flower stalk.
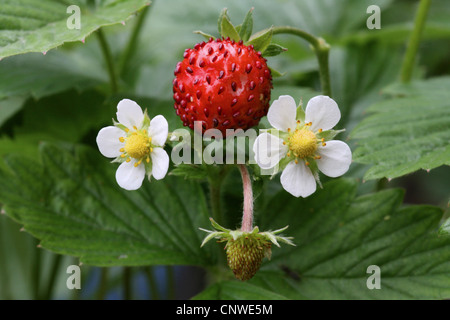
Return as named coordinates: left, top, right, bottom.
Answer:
left=238, top=164, right=253, bottom=232
left=400, top=0, right=432, bottom=83
left=96, top=28, right=119, bottom=94
left=272, top=26, right=332, bottom=98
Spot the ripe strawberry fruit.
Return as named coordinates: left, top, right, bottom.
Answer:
left=173, top=38, right=273, bottom=135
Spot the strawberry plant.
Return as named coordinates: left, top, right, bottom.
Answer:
left=0, top=0, right=449, bottom=304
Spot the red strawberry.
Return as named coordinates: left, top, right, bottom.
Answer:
left=173, top=38, right=273, bottom=135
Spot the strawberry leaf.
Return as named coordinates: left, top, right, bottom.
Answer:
left=350, top=76, right=450, bottom=180
left=170, top=164, right=209, bottom=180
left=197, top=179, right=450, bottom=299
left=0, top=143, right=217, bottom=267
left=0, top=0, right=151, bottom=60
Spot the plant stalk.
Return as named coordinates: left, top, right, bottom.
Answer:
left=96, top=28, right=119, bottom=94
left=238, top=164, right=254, bottom=232
left=272, top=26, right=332, bottom=98
left=400, top=0, right=432, bottom=83
left=118, top=5, right=151, bottom=76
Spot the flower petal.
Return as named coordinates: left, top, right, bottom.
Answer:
left=116, top=99, right=144, bottom=129
left=267, top=95, right=298, bottom=132
left=150, top=147, right=169, bottom=180
left=115, top=160, right=146, bottom=190
left=305, top=95, right=341, bottom=132
left=148, top=115, right=169, bottom=147
left=96, top=126, right=125, bottom=158
left=316, top=140, right=352, bottom=177
left=253, top=132, right=288, bottom=169
left=280, top=160, right=316, bottom=197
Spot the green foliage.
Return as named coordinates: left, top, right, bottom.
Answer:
left=195, top=179, right=450, bottom=299
left=0, top=143, right=216, bottom=267
left=0, top=0, right=151, bottom=59
left=351, top=77, right=450, bottom=181
left=0, top=0, right=449, bottom=301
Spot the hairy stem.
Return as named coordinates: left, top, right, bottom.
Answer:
left=272, top=26, right=332, bottom=98
left=238, top=164, right=253, bottom=232
left=400, top=0, right=432, bottom=83
left=96, top=28, right=119, bottom=94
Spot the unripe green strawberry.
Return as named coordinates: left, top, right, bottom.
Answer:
left=200, top=218, right=295, bottom=281
left=225, top=235, right=271, bottom=281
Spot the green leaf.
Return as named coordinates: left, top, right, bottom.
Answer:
left=193, top=281, right=289, bottom=300
left=0, top=49, right=106, bottom=100
left=350, top=77, right=450, bottom=181
left=439, top=218, right=450, bottom=236
left=0, top=96, right=26, bottom=127
left=10, top=90, right=111, bottom=143
left=219, top=9, right=240, bottom=41
left=238, top=8, right=253, bottom=42
left=0, top=0, right=151, bottom=59
left=245, top=178, right=450, bottom=299
left=246, top=27, right=273, bottom=53
left=0, top=142, right=216, bottom=267
left=169, top=164, right=208, bottom=180
left=262, top=43, right=287, bottom=57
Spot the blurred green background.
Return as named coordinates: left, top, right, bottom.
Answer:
left=0, top=0, right=449, bottom=299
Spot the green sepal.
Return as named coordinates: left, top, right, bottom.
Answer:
left=209, top=217, right=231, bottom=233
left=113, top=120, right=128, bottom=132
left=246, top=27, right=273, bottom=53
left=199, top=218, right=294, bottom=248
left=193, top=30, right=215, bottom=41
left=268, top=66, right=285, bottom=78
left=296, top=105, right=306, bottom=123
left=142, top=109, right=151, bottom=129
left=316, top=129, right=345, bottom=141
left=144, top=160, right=153, bottom=180
left=219, top=9, right=240, bottom=41
left=305, top=159, right=322, bottom=189
left=263, top=43, right=288, bottom=57
left=217, top=8, right=228, bottom=35
left=111, top=156, right=125, bottom=164
left=239, top=7, right=254, bottom=42
left=263, top=128, right=289, bottom=141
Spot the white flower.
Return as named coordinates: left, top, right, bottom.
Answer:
left=253, top=95, right=352, bottom=198
left=96, top=99, right=169, bottom=190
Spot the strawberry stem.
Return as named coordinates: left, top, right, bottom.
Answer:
left=400, top=0, right=431, bottom=83
left=118, top=5, right=151, bottom=77
left=238, top=164, right=254, bottom=233
left=96, top=28, right=119, bottom=94
left=272, top=26, right=332, bottom=98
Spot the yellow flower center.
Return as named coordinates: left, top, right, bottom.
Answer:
left=125, top=133, right=150, bottom=159
left=125, top=131, right=152, bottom=159
left=288, top=128, right=317, bottom=159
